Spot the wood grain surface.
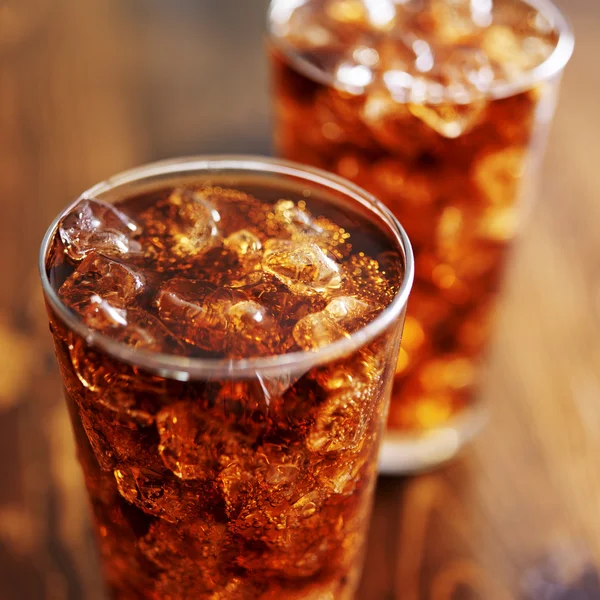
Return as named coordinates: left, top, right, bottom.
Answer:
left=0, top=0, right=598, bottom=598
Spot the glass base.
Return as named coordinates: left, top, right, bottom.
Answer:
left=378, top=404, right=488, bottom=474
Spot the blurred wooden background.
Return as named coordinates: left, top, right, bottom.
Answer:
left=0, top=0, right=599, bottom=598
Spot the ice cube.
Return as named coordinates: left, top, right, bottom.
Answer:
left=199, top=235, right=263, bottom=290
left=113, top=309, right=186, bottom=353
left=218, top=459, right=256, bottom=518
left=362, top=88, right=443, bottom=158
left=408, top=96, right=487, bottom=139
left=58, top=252, right=145, bottom=313
left=194, top=185, right=271, bottom=237
left=113, top=466, right=199, bottom=522
left=239, top=547, right=333, bottom=587
left=316, top=453, right=366, bottom=496
left=226, top=300, right=282, bottom=357
left=74, top=394, right=159, bottom=470
left=334, top=59, right=374, bottom=94
left=57, top=252, right=165, bottom=349
left=96, top=385, right=157, bottom=428
left=315, top=362, right=355, bottom=392
left=207, top=578, right=263, bottom=600
left=324, top=295, right=375, bottom=325
left=473, top=146, right=525, bottom=205
left=388, top=44, right=491, bottom=137
left=428, top=0, right=486, bottom=45
left=362, top=0, right=396, bottom=31
left=155, top=278, right=242, bottom=351
left=325, top=0, right=368, bottom=25
left=274, top=200, right=323, bottom=238
left=58, top=254, right=183, bottom=352
left=482, top=25, right=554, bottom=79
left=156, top=278, right=281, bottom=356
left=227, top=271, right=264, bottom=290
left=151, top=565, right=219, bottom=598
left=65, top=337, right=110, bottom=394
left=477, top=205, right=519, bottom=242
left=227, top=491, right=299, bottom=552
left=252, top=286, right=322, bottom=327
left=261, top=583, right=338, bottom=600
left=291, top=489, right=322, bottom=519
left=307, top=386, right=369, bottom=453
left=219, top=444, right=308, bottom=519
left=76, top=406, right=119, bottom=471
left=264, top=461, right=302, bottom=490
left=172, top=189, right=220, bottom=254
left=262, top=239, right=342, bottom=296
left=157, top=380, right=272, bottom=482
left=58, top=198, right=141, bottom=261
left=434, top=47, right=495, bottom=96
left=270, top=200, right=352, bottom=259
left=293, top=312, right=349, bottom=351
left=326, top=0, right=396, bottom=31
left=79, top=295, right=128, bottom=332
left=137, top=188, right=220, bottom=261
left=138, top=518, right=227, bottom=597
left=352, top=45, right=381, bottom=69
left=223, top=229, right=262, bottom=258
left=435, top=213, right=502, bottom=280
left=64, top=334, right=178, bottom=430
left=156, top=401, right=229, bottom=480
left=383, top=68, right=416, bottom=104
left=276, top=0, right=339, bottom=50
left=251, top=370, right=304, bottom=414
left=233, top=503, right=337, bottom=579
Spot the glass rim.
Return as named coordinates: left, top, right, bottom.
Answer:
left=267, top=0, right=574, bottom=101
left=39, top=155, right=414, bottom=381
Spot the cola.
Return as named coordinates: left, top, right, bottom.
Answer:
left=269, top=0, right=571, bottom=452
left=41, top=160, right=411, bottom=599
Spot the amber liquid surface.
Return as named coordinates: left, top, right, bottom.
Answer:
left=45, top=179, right=404, bottom=599
left=270, top=0, right=559, bottom=432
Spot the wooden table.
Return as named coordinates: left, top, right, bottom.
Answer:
left=0, top=0, right=598, bottom=598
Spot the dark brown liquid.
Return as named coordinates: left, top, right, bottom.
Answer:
left=269, top=0, right=559, bottom=432
left=45, top=181, right=404, bottom=599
